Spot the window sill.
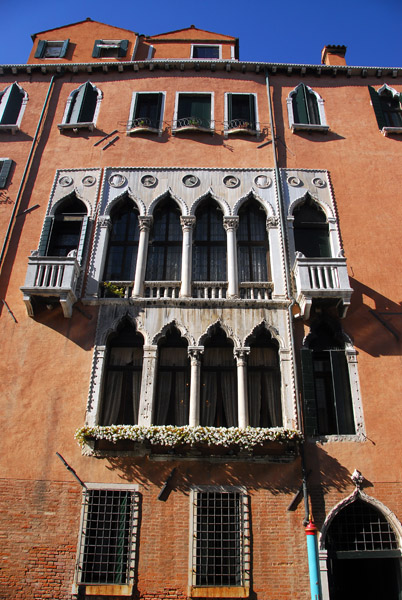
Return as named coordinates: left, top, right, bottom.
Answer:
left=382, top=126, right=402, bottom=136
left=190, top=586, right=249, bottom=598
left=225, top=127, right=260, bottom=137
left=58, top=122, right=95, bottom=132
left=291, top=123, right=329, bottom=133
left=173, top=125, right=214, bottom=135
left=0, top=124, right=19, bottom=135
left=127, top=126, right=162, bottom=136
left=73, top=584, right=133, bottom=596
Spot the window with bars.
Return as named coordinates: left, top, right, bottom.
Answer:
left=76, top=487, right=140, bottom=587
left=191, top=489, right=249, bottom=591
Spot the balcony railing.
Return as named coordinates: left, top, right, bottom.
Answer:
left=192, top=282, right=227, bottom=299
left=127, top=116, right=161, bottom=135
left=173, top=116, right=214, bottom=134
left=144, top=281, right=181, bottom=299
left=21, top=255, right=81, bottom=318
left=239, top=282, right=273, bottom=300
left=226, top=119, right=259, bottom=136
left=292, top=254, right=353, bottom=319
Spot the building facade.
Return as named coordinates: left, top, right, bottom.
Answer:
left=0, top=18, right=401, bottom=600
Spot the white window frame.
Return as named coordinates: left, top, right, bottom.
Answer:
left=377, top=84, right=402, bottom=136
left=0, top=83, right=28, bottom=134
left=190, top=44, right=222, bottom=60
left=58, top=82, right=103, bottom=131
left=72, top=483, right=140, bottom=597
left=224, top=92, right=260, bottom=137
left=189, top=486, right=250, bottom=598
left=127, top=91, right=166, bottom=136
left=173, top=91, right=215, bottom=134
left=286, top=83, right=329, bottom=133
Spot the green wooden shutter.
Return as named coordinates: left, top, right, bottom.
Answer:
left=78, top=83, right=98, bottom=123
left=227, top=93, right=233, bottom=125
left=0, top=84, right=24, bottom=125
left=155, top=93, right=163, bottom=128
left=35, top=40, right=46, bottom=58
left=118, top=40, right=129, bottom=57
left=76, top=216, right=89, bottom=264
left=68, top=86, right=85, bottom=124
left=248, top=94, right=256, bottom=129
left=368, top=86, right=386, bottom=130
left=38, top=216, right=54, bottom=256
left=92, top=40, right=102, bottom=58
left=59, top=39, right=69, bottom=58
left=293, top=84, right=309, bottom=125
left=0, top=159, right=12, bottom=189
left=300, top=348, right=318, bottom=436
left=330, top=350, right=355, bottom=434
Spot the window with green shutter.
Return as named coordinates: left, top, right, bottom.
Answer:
left=92, top=39, right=129, bottom=58
left=0, top=83, right=26, bottom=127
left=292, top=84, right=320, bottom=125
left=60, top=82, right=101, bottom=130
left=176, top=93, right=212, bottom=130
left=129, top=92, right=163, bottom=131
left=0, top=159, right=12, bottom=189
left=34, top=40, right=69, bottom=59
left=227, top=93, right=257, bottom=132
left=369, top=85, right=402, bottom=130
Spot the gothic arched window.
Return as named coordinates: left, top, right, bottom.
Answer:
left=146, top=199, right=182, bottom=281
left=238, top=199, right=270, bottom=283
left=103, top=198, right=139, bottom=282
left=293, top=197, right=331, bottom=258
left=193, top=198, right=226, bottom=282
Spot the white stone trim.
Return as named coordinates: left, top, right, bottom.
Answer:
left=223, top=92, right=260, bottom=137
left=0, top=82, right=28, bottom=132
left=172, top=91, right=215, bottom=133
left=127, top=91, right=166, bottom=136
left=190, top=44, right=222, bottom=59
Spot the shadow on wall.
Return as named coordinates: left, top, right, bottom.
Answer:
left=347, top=277, right=402, bottom=356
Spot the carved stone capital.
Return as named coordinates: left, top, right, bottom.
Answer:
left=188, top=345, right=204, bottom=364
left=98, top=215, right=112, bottom=231
left=234, top=347, right=250, bottom=365
left=138, top=216, right=153, bottom=232
left=223, top=216, right=239, bottom=231
left=266, top=216, right=278, bottom=229
left=180, top=216, right=196, bottom=230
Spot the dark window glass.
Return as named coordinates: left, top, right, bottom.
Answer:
left=228, top=94, right=256, bottom=130
left=131, top=93, right=162, bottom=129
left=177, top=94, right=211, bottom=129
left=47, top=196, right=86, bottom=257
left=193, top=199, right=226, bottom=281
left=238, top=200, right=269, bottom=282
left=293, top=198, right=331, bottom=257
left=146, top=200, right=182, bottom=281
left=103, top=199, right=139, bottom=281
left=192, top=46, right=220, bottom=59
left=200, top=326, right=237, bottom=427
left=195, top=491, right=243, bottom=586
left=100, top=322, right=143, bottom=426
left=155, top=326, right=189, bottom=425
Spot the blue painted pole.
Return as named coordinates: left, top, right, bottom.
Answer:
left=305, top=519, right=322, bottom=600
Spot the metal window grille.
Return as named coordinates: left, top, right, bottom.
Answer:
left=327, top=499, right=398, bottom=552
left=192, top=491, right=249, bottom=587
left=76, top=489, right=139, bottom=585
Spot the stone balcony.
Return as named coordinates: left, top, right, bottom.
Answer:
left=21, top=254, right=81, bottom=318
left=292, top=253, right=353, bottom=319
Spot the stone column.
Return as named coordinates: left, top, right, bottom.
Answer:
left=266, top=215, right=285, bottom=298
left=180, top=216, right=196, bottom=298
left=235, top=347, right=250, bottom=428
left=188, top=346, right=203, bottom=426
left=132, top=216, right=152, bottom=298
left=138, top=345, right=158, bottom=426
left=223, top=216, right=239, bottom=298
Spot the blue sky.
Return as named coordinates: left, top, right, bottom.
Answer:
left=1, top=0, right=401, bottom=66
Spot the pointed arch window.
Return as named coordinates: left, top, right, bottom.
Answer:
left=100, top=321, right=143, bottom=426
left=238, top=199, right=270, bottom=283
left=103, top=198, right=139, bottom=282
left=293, top=196, right=331, bottom=258
left=325, top=499, right=401, bottom=600
left=0, top=83, right=27, bottom=132
left=287, top=84, right=328, bottom=132
left=369, top=85, right=402, bottom=133
left=154, top=326, right=190, bottom=426
left=246, top=328, right=282, bottom=427
left=200, top=325, right=237, bottom=427
left=193, top=198, right=226, bottom=282
left=146, top=199, right=182, bottom=281
left=301, top=320, right=355, bottom=436
left=38, top=195, right=88, bottom=260
left=59, top=82, right=101, bottom=131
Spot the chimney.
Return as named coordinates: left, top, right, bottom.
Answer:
left=321, top=45, right=347, bottom=66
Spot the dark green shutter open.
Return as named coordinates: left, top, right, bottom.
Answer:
left=59, top=39, right=69, bottom=58
left=0, top=159, right=12, bottom=189
left=118, top=40, right=129, bottom=57
left=35, top=40, right=46, bottom=58
left=293, top=84, right=309, bottom=124
left=38, top=216, right=54, bottom=256
left=92, top=40, right=102, bottom=58
left=227, top=93, right=233, bottom=124
left=76, top=216, right=89, bottom=264
left=0, top=84, right=24, bottom=125
left=368, top=86, right=386, bottom=130
left=330, top=350, right=355, bottom=434
left=248, top=94, right=256, bottom=129
left=68, top=82, right=97, bottom=124
left=300, top=348, right=318, bottom=436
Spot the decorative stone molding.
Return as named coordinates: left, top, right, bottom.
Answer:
left=180, top=215, right=196, bottom=229
left=223, top=216, right=239, bottom=231
left=266, top=216, right=278, bottom=229
left=138, top=216, right=153, bottom=232
left=98, top=215, right=112, bottom=231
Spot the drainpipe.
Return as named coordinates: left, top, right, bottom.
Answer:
left=265, top=70, right=319, bottom=598
left=305, top=519, right=322, bottom=600
left=0, top=74, right=58, bottom=275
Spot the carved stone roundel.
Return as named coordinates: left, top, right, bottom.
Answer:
left=59, top=176, right=73, bottom=187
left=182, top=174, right=199, bottom=187
left=141, top=175, right=158, bottom=188
left=312, top=177, right=326, bottom=188
left=287, top=176, right=302, bottom=187
left=108, top=173, right=127, bottom=188
left=254, top=175, right=272, bottom=189
left=223, top=175, right=240, bottom=188
left=82, top=175, right=96, bottom=187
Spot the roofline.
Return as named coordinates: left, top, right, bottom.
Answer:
left=31, top=18, right=138, bottom=41
left=146, top=25, right=237, bottom=40
left=1, top=59, right=400, bottom=77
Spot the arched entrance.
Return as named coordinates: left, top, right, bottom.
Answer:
left=323, top=497, right=402, bottom=600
